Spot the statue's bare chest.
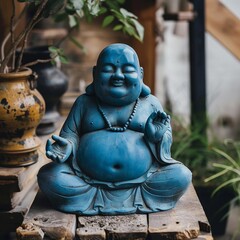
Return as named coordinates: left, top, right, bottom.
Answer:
left=81, top=102, right=151, bottom=133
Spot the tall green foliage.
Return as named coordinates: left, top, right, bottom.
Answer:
left=0, top=0, right=144, bottom=73
left=171, top=116, right=210, bottom=182
left=205, top=140, right=240, bottom=202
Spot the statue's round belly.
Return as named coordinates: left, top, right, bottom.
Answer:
left=77, top=130, right=152, bottom=182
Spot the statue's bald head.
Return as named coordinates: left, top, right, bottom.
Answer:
left=86, top=43, right=151, bottom=103
left=96, top=43, right=140, bottom=68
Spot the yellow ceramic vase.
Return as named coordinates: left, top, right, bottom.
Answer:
left=0, top=68, right=45, bottom=167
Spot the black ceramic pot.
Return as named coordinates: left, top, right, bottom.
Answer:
left=195, top=185, right=235, bottom=236
left=20, top=46, right=68, bottom=135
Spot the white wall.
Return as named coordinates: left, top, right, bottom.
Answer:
left=155, top=21, right=190, bottom=126
left=155, top=2, right=240, bottom=140
left=207, top=34, right=240, bottom=140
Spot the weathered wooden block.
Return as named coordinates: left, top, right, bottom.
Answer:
left=77, top=226, right=106, bottom=240
left=0, top=180, right=39, bottom=233
left=16, top=222, right=44, bottom=240
left=77, top=214, right=148, bottom=240
left=0, top=152, right=46, bottom=193
left=16, top=191, right=76, bottom=240
left=0, top=177, right=38, bottom=211
left=148, top=184, right=212, bottom=240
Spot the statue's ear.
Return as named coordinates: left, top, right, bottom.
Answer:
left=86, top=66, right=97, bottom=95
left=85, top=83, right=95, bottom=95
left=140, top=67, right=144, bottom=80
left=92, top=66, right=96, bottom=80
left=139, top=67, right=151, bottom=97
left=140, top=83, right=151, bottom=97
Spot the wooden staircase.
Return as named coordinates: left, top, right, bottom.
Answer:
left=206, top=0, right=240, bottom=60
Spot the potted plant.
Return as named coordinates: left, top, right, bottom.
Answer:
left=205, top=139, right=240, bottom=237
left=205, top=139, right=240, bottom=202
left=171, top=115, right=209, bottom=181
left=0, top=0, right=144, bottom=167
left=171, top=116, right=236, bottom=236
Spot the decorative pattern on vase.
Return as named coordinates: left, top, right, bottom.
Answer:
left=0, top=68, right=45, bottom=167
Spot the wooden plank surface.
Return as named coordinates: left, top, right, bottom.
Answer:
left=15, top=184, right=213, bottom=239
left=0, top=118, right=64, bottom=234
left=0, top=177, right=37, bottom=211
left=0, top=152, right=47, bottom=232
left=15, top=118, right=76, bottom=240
left=0, top=150, right=47, bottom=193
left=0, top=167, right=25, bottom=192
left=16, top=191, right=76, bottom=240
left=206, top=0, right=240, bottom=60
left=77, top=214, right=148, bottom=240
left=0, top=180, right=38, bottom=233
left=148, top=184, right=212, bottom=240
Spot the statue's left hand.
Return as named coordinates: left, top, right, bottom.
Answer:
left=144, top=111, right=170, bottom=143
left=46, top=135, right=72, bottom=163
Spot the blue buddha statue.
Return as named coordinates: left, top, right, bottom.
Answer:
left=38, top=43, right=192, bottom=215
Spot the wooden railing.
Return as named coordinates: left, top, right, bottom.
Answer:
left=206, top=0, right=240, bottom=60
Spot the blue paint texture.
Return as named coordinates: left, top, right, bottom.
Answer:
left=38, top=43, right=192, bottom=215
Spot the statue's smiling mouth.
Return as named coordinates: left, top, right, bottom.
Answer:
left=111, top=80, right=124, bottom=87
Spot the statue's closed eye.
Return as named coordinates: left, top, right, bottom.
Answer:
left=122, top=66, right=136, bottom=73
left=102, top=65, right=114, bottom=73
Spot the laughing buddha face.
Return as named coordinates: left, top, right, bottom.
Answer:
left=93, top=43, right=144, bottom=106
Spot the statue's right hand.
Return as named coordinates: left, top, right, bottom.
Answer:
left=46, top=135, right=72, bottom=163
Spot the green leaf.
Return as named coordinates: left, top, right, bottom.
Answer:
left=70, top=0, right=84, bottom=10
left=231, top=140, right=240, bottom=163
left=48, top=46, right=59, bottom=53
left=59, top=55, right=69, bottom=64
left=212, top=177, right=240, bottom=196
left=123, top=26, right=135, bottom=36
left=86, top=0, right=101, bottom=16
left=111, top=9, right=124, bottom=20
left=113, top=24, right=123, bottom=31
left=111, top=8, right=144, bottom=42
left=49, top=47, right=69, bottom=63
left=120, top=8, right=137, bottom=19
left=130, top=18, right=144, bottom=42
left=65, top=3, right=76, bottom=15
left=76, top=9, right=84, bottom=18
left=102, top=15, right=114, bottom=27
left=213, top=147, right=240, bottom=169
left=68, top=15, right=78, bottom=28
left=69, top=36, right=86, bottom=52
left=58, top=48, right=65, bottom=55
left=205, top=169, right=229, bottom=183
left=117, top=0, right=125, bottom=4
left=212, top=163, right=240, bottom=175
left=51, top=59, right=57, bottom=65
left=98, top=7, right=107, bottom=15
left=104, top=1, right=120, bottom=11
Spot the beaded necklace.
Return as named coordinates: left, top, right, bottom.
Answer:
left=96, top=98, right=139, bottom=132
